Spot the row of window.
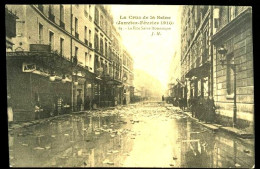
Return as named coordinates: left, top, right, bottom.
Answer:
left=181, top=6, right=241, bottom=56
left=39, top=22, right=93, bottom=68
left=38, top=5, right=93, bottom=48
left=38, top=5, right=129, bottom=73
left=94, top=33, right=111, bottom=58
left=94, top=7, right=112, bottom=39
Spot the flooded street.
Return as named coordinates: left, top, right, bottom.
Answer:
left=8, top=103, right=254, bottom=168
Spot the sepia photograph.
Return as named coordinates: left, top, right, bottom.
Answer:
left=5, top=4, right=254, bottom=168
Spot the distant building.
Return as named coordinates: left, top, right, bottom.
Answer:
left=134, top=69, right=163, bottom=101
left=122, top=49, right=134, bottom=104
left=167, top=51, right=182, bottom=99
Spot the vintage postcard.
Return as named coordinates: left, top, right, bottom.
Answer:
left=6, top=4, right=254, bottom=168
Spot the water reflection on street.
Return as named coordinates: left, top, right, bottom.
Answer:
left=8, top=103, right=254, bottom=168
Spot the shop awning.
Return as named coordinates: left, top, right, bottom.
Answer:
left=102, top=74, right=122, bottom=85
left=185, top=62, right=210, bottom=78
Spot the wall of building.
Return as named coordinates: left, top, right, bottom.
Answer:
left=212, top=7, right=253, bottom=127
left=180, top=6, right=213, bottom=100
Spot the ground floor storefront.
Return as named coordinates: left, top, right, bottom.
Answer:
left=6, top=51, right=97, bottom=122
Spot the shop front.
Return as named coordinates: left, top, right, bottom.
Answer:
left=185, top=62, right=210, bottom=99
left=6, top=51, right=73, bottom=122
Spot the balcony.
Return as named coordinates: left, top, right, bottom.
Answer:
left=49, top=13, right=55, bottom=22
left=5, top=8, right=18, bottom=38
left=29, top=44, right=51, bottom=52
left=60, top=20, right=65, bottom=29
left=84, top=39, right=88, bottom=45
left=75, top=32, right=79, bottom=39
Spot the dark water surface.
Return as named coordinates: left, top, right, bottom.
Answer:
left=8, top=104, right=254, bottom=167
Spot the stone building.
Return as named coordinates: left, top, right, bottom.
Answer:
left=6, top=4, right=134, bottom=121
left=122, top=48, right=134, bottom=104
left=6, top=4, right=96, bottom=121
left=93, top=5, right=114, bottom=107
left=211, top=6, right=253, bottom=128
left=180, top=6, right=253, bottom=129
left=111, top=26, right=123, bottom=105
left=93, top=5, right=134, bottom=107
left=180, top=6, right=214, bottom=103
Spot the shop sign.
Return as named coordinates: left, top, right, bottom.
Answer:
left=22, top=62, right=36, bottom=72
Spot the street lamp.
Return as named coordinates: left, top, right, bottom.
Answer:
left=49, top=70, right=56, bottom=82
left=217, top=45, right=237, bottom=128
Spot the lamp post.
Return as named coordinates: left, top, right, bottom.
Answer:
left=96, top=67, right=103, bottom=107
left=71, top=56, right=79, bottom=112
left=218, top=45, right=237, bottom=128
left=122, top=74, right=128, bottom=105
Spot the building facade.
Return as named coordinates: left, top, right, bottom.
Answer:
left=6, top=4, right=134, bottom=122
left=180, top=6, right=253, bottom=129
left=93, top=5, right=114, bottom=107
left=111, top=26, right=123, bottom=105
left=122, top=49, right=134, bottom=104
left=180, top=6, right=213, bottom=104
left=211, top=6, right=253, bottom=128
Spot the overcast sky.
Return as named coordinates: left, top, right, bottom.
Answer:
left=110, top=5, right=181, bottom=91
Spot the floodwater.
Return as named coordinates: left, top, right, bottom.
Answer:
left=8, top=103, right=255, bottom=168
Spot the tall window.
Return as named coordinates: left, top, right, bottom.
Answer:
left=94, top=33, right=99, bottom=51
left=94, top=7, right=99, bottom=24
left=89, top=5, right=92, bottom=21
left=89, top=55, right=92, bottom=69
left=60, top=38, right=64, bottom=56
left=229, top=6, right=236, bottom=21
left=39, top=23, right=43, bottom=44
left=105, top=20, right=107, bottom=33
left=226, top=53, right=235, bottom=95
left=84, top=26, right=87, bottom=41
left=49, top=31, right=54, bottom=50
left=100, top=38, right=103, bottom=54
left=85, top=52, right=88, bottom=67
left=84, top=5, right=88, bottom=17
left=100, top=15, right=104, bottom=28
left=75, top=17, right=78, bottom=33
left=89, top=30, right=92, bottom=44
left=48, top=5, right=55, bottom=22
left=75, top=46, right=78, bottom=57
left=49, top=5, right=54, bottom=15
left=60, top=5, right=64, bottom=23
left=105, top=42, right=107, bottom=57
